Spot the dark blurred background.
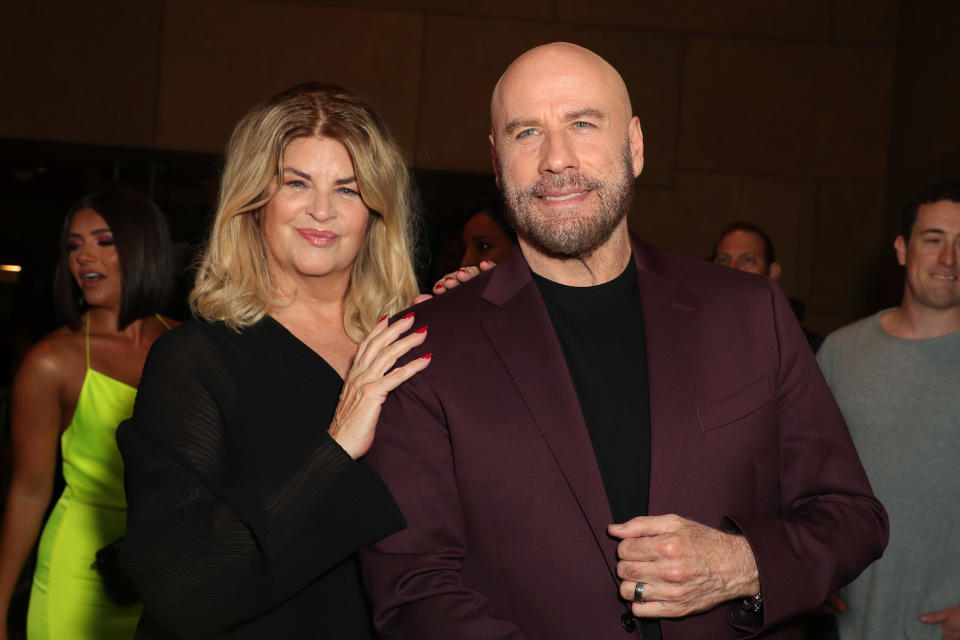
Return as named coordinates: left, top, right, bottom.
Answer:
left=2, top=0, right=960, bottom=388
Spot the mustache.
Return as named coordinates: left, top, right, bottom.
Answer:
left=518, top=172, right=603, bottom=198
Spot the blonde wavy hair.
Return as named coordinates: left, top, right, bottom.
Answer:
left=190, top=83, right=419, bottom=341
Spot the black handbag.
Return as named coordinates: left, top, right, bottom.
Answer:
left=92, top=538, right=140, bottom=606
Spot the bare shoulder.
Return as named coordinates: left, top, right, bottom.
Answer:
left=17, top=326, right=84, bottom=387
left=12, top=326, right=85, bottom=427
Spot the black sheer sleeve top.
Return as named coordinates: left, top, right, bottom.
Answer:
left=117, top=318, right=405, bottom=639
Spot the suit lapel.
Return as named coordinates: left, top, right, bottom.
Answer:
left=631, top=238, right=701, bottom=516
left=480, top=249, right=621, bottom=584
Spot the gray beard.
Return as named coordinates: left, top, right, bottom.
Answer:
left=498, top=144, right=635, bottom=260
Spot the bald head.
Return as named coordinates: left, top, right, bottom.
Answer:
left=491, top=43, right=634, bottom=137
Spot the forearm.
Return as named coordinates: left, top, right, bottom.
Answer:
left=0, top=491, right=53, bottom=618
left=121, top=426, right=402, bottom=636
left=729, top=495, right=886, bottom=628
left=720, top=531, right=760, bottom=599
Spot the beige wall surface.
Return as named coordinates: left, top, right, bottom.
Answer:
left=155, top=1, right=424, bottom=154
left=5, top=0, right=948, bottom=335
left=0, top=1, right=164, bottom=147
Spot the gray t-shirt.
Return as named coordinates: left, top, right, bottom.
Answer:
left=818, top=310, right=960, bottom=640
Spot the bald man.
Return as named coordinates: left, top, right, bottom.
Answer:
left=360, top=43, right=886, bottom=639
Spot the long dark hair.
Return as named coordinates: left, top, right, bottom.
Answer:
left=53, top=190, right=173, bottom=330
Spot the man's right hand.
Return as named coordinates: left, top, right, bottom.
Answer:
left=609, top=514, right=760, bottom=618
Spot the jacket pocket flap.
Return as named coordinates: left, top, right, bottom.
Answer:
left=698, top=374, right=769, bottom=432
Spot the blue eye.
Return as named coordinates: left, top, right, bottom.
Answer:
left=516, top=128, right=538, bottom=139
left=285, top=179, right=307, bottom=189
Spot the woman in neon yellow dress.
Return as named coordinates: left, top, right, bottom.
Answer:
left=0, top=190, right=177, bottom=639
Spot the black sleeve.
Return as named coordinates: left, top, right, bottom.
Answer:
left=117, top=323, right=405, bottom=638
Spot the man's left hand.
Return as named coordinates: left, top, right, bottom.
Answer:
left=919, top=604, right=960, bottom=639
left=608, top=514, right=760, bottom=618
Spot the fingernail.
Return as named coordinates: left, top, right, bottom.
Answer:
left=434, top=283, right=443, bottom=290
left=379, top=315, right=387, bottom=322
left=421, top=352, right=432, bottom=360
left=416, top=326, right=428, bottom=334
left=403, top=312, right=414, bottom=319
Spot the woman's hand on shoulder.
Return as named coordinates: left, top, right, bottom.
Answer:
left=328, top=313, right=431, bottom=459
left=412, top=260, right=496, bottom=304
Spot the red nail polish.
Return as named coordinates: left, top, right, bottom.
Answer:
left=379, top=315, right=387, bottom=322
left=403, top=312, right=414, bottom=319
left=434, top=283, right=444, bottom=290
left=421, top=353, right=432, bottom=360
left=416, top=326, right=428, bottom=334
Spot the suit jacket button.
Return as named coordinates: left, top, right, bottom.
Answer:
left=621, top=612, right=637, bottom=632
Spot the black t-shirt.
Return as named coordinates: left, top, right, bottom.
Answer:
left=535, top=258, right=661, bottom=638
left=534, top=257, right=651, bottom=523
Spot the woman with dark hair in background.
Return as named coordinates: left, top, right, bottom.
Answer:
left=0, top=190, right=177, bottom=639
left=117, top=83, right=429, bottom=638
left=460, top=201, right=515, bottom=268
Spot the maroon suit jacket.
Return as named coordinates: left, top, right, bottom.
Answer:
left=361, top=237, right=887, bottom=639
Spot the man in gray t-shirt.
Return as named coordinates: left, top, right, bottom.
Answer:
left=818, top=181, right=960, bottom=640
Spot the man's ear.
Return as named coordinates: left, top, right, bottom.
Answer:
left=629, top=116, right=644, bottom=178
left=489, top=133, right=501, bottom=190
left=894, top=235, right=907, bottom=266
left=768, top=261, right=782, bottom=282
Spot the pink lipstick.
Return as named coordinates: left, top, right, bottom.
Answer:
left=297, top=228, right=338, bottom=247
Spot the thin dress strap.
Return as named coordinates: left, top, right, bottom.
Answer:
left=155, top=314, right=172, bottom=331
left=84, top=313, right=91, bottom=370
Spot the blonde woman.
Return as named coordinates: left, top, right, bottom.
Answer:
left=117, top=84, right=430, bottom=638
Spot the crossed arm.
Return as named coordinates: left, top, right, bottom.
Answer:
left=118, top=318, right=427, bottom=635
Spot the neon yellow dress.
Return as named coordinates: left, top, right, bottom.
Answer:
left=27, top=316, right=168, bottom=639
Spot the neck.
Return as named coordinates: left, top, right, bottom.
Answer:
left=519, top=219, right=632, bottom=286
left=84, top=306, right=151, bottom=341
left=881, top=295, right=960, bottom=339
left=268, top=277, right=357, bottom=376
left=270, top=262, right=352, bottom=313
left=269, top=270, right=350, bottom=336
left=85, top=305, right=123, bottom=332
left=272, top=296, right=346, bottom=329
